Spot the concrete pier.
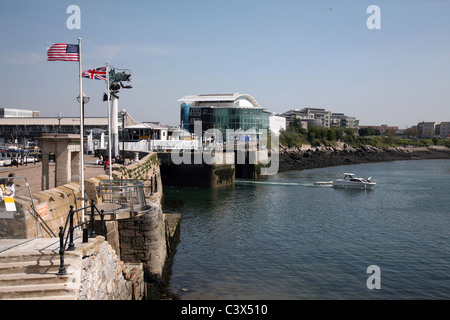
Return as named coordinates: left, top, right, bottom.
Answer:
left=158, top=152, right=235, bottom=188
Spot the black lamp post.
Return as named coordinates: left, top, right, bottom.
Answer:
left=120, top=108, right=127, bottom=163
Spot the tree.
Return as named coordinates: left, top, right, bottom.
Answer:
left=326, top=129, right=336, bottom=141
left=432, top=137, right=439, bottom=146
left=403, top=127, right=417, bottom=137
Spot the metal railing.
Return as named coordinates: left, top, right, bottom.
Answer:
left=0, top=176, right=50, bottom=253
left=84, top=175, right=158, bottom=220
left=57, top=199, right=106, bottom=275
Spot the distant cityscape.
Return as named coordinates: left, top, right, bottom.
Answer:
left=0, top=93, right=449, bottom=148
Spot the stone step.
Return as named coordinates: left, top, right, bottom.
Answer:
left=0, top=283, right=79, bottom=300
left=0, top=259, right=79, bottom=275
left=9, top=295, right=78, bottom=300
left=0, top=272, right=74, bottom=287
left=0, top=253, right=58, bottom=264
left=0, top=251, right=80, bottom=264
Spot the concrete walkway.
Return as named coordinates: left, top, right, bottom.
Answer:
left=0, top=155, right=107, bottom=197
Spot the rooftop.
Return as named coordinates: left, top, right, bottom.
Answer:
left=178, top=93, right=263, bottom=109
left=0, top=117, right=109, bottom=126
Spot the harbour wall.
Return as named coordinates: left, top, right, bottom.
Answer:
left=1, top=151, right=180, bottom=300
left=158, top=150, right=270, bottom=188
left=158, top=152, right=235, bottom=188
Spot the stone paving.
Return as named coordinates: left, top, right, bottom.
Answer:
left=0, top=155, right=107, bottom=197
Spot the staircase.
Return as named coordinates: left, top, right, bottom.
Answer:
left=0, top=240, right=82, bottom=300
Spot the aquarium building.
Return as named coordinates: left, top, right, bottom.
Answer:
left=178, top=93, right=271, bottom=141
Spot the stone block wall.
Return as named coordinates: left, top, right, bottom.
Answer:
left=118, top=196, right=166, bottom=276
left=4, top=182, right=84, bottom=239
left=79, top=236, right=145, bottom=300
left=3, top=151, right=171, bottom=300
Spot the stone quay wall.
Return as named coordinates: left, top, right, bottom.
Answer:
left=111, top=152, right=171, bottom=299
left=79, top=236, right=145, bottom=300
left=2, top=151, right=178, bottom=300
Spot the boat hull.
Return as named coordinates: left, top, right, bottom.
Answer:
left=332, top=180, right=376, bottom=189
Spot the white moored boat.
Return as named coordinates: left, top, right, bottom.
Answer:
left=333, top=173, right=376, bottom=189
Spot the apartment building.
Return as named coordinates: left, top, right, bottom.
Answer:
left=416, top=121, right=450, bottom=138
left=439, top=122, right=450, bottom=138
left=281, top=108, right=359, bottom=130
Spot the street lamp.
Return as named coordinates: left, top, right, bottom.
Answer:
left=120, top=109, right=127, bottom=164
left=77, top=92, right=90, bottom=127
left=57, top=113, right=62, bottom=133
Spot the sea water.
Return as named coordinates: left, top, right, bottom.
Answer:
left=164, top=159, right=450, bottom=299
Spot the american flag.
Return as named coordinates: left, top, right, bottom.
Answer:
left=82, top=66, right=107, bottom=81
left=47, top=43, right=79, bottom=62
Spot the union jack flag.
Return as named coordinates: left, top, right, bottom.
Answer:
left=82, top=66, right=107, bottom=81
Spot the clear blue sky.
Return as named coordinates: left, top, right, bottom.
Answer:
left=1, top=0, right=449, bottom=128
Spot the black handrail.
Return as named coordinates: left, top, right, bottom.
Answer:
left=57, top=199, right=105, bottom=276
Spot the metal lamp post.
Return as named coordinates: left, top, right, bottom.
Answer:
left=77, top=92, right=90, bottom=129
left=76, top=91, right=89, bottom=221
left=120, top=108, right=127, bottom=164
left=57, top=113, right=62, bottom=133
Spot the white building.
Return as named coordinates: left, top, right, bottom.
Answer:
left=439, top=122, right=450, bottom=138
left=0, top=108, right=40, bottom=118
left=269, top=114, right=286, bottom=135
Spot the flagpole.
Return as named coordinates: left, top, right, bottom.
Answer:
left=78, top=37, right=85, bottom=221
left=106, top=61, right=112, bottom=180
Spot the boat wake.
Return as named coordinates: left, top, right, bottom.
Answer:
left=235, top=180, right=332, bottom=187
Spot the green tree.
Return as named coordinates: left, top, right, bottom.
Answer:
left=326, top=129, right=336, bottom=141
left=432, top=137, right=439, bottom=145
left=403, top=127, right=418, bottom=137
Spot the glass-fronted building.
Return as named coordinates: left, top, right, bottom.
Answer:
left=178, top=93, right=270, bottom=141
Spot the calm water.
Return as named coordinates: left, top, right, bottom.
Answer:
left=163, top=159, right=450, bottom=299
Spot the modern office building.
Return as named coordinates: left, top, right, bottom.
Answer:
left=178, top=93, right=272, bottom=141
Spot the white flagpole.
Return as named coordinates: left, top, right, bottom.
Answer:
left=78, top=37, right=85, bottom=221
left=106, top=61, right=112, bottom=180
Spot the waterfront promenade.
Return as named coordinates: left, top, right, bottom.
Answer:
left=0, top=155, right=106, bottom=197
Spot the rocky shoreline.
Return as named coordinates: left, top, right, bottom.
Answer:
left=278, top=144, right=450, bottom=172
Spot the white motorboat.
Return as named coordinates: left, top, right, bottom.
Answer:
left=333, top=173, right=376, bottom=189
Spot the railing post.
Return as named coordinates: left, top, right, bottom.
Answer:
left=150, top=177, right=153, bottom=194
left=100, top=210, right=106, bottom=238
left=57, top=226, right=66, bottom=275
left=67, top=205, right=75, bottom=251
left=89, top=199, right=96, bottom=238
left=154, top=174, right=158, bottom=193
